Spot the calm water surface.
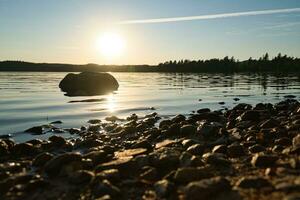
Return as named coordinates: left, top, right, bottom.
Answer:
left=0, top=72, right=299, bottom=142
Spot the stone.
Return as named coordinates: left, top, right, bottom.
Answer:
left=0, top=140, right=9, bottom=156
left=32, top=152, right=54, bottom=167
left=197, top=108, right=210, bottom=114
left=275, top=137, right=292, bottom=146
left=180, top=124, right=197, bottom=135
left=105, top=116, right=121, bottom=122
left=197, top=122, right=220, bottom=138
left=284, top=95, right=296, bottom=99
left=184, top=177, right=231, bottom=200
left=150, top=148, right=180, bottom=172
left=96, top=169, right=120, bottom=182
left=159, top=120, right=172, bottom=129
left=70, top=170, right=94, bottom=184
left=44, top=152, right=83, bottom=177
left=284, top=194, right=300, bottom=200
left=11, top=143, right=37, bottom=157
left=154, top=179, right=175, bottom=198
left=165, top=123, right=180, bottom=135
left=24, top=126, right=43, bottom=135
left=248, top=144, right=266, bottom=153
left=191, top=112, right=223, bottom=123
left=115, top=148, right=147, bottom=158
left=202, top=152, right=231, bottom=166
left=251, top=153, right=278, bottom=168
left=88, top=119, right=102, bottom=124
left=212, top=145, right=227, bottom=154
left=239, top=110, right=260, bottom=121
left=179, top=152, right=194, bottom=167
left=88, top=125, right=101, bottom=132
left=50, top=120, right=63, bottom=124
left=140, top=167, right=157, bottom=181
left=96, top=157, right=134, bottom=173
left=155, top=140, right=178, bottom=149
left=227, top=144, right=245, bottom=158
left=174, top=167, right=213, bottom=183
left=132, top=140, right=152, bottom=150
left=92, top=179, right=121, bottom=198
left=59, top=72, right=119, bottom=96
left=171, top=114, right=186, bottom=123
left=49, top=135, right=66, bottom=147
left=84, top=150, right=110, bottom=165
left=182, top=139, right=198, bottom=149
left=236, top=177, right=272, bottom=189
left=233, top=103, right=252, bottom=111
left=26, top=139, right=43, bottom=145
left=0, top=134, right=12, bottom=139
left=275, top=182, right=300, bottom=192
left=186, top=144, right=205, bottom=155
left=260, top=118, right=279, bottom=129
left=293, top=134, right=300, bottom=148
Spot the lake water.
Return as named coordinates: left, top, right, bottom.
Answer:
left=0, top=72, right=299, bottom=142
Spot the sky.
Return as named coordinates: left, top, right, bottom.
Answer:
left=0, top=0, right=300, bottom=65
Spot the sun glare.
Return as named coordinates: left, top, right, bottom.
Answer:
left=97, top=32, right=125, bottom=59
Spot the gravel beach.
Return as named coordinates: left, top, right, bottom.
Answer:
left=0, top=99, right=300, bottom=200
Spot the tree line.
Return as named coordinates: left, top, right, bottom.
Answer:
left=0, top=53, right=299, bottom=73
left=158, top=53, right=300, bottom=73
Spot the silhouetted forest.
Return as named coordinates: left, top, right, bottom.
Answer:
left=1, top=53, right=300, bottom=73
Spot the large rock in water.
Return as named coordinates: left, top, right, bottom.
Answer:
left=59, top=72, right=119, bottom=96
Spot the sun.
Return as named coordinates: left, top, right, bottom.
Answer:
left=96, top=32, right=125, bottom=59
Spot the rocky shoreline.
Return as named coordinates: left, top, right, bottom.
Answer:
left=0, top=99, right=300, bottom=200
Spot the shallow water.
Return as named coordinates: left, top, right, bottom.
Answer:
left=0, top=72, right=299, bottom=142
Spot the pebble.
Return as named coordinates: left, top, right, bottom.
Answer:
left=236, top=177, right=272, bottom=189
left=202, top=152, right=231, bottom=166
left=174, top=167, right=212, bottom=183
left=251, top=153, right=278, bottom=168
left=69, top=170, right=94, bottom=184
left=184, top=177, right=231, bottom=200
left=180, top=124, right=197, bottom=135
left=186, top=144, right=205, bottom=155
left=140, top=167, right=157, bottom=181
left=44, top=152, right=82, bottom=177
left=49, top=135, right=66, bottom=147
left=293, top=134, right=300, bottom=147
left=96, top=169, right=120, bottom=182
left=227, top=144, right=245, bottom=158
left=92, top=179, right=121, bottom=198
left=248, top=144, right=266, bottom=153
left=11, top=143, right=37, bottom=157
left=239, top=110, right=260, bottom=121
left=32, top=152, right=54, bottom=167
left=154, top=179, right=175, bottom=198
left=212, top=144, right=227, bottom=154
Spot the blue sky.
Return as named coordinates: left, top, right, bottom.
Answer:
left=0, top=0, right=300, bottom=64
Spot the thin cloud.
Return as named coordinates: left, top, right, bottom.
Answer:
left=120, top=7, right=300, bottom=24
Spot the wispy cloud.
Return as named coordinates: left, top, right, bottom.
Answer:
left=120, top=7, right=300, bottom=24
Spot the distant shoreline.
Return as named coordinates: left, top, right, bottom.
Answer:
left=1, top=53, right=300, bottom=73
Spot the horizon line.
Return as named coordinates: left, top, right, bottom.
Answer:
left=119, top=7, right=300, bottom=24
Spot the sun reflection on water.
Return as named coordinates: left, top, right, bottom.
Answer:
left=106, top=94, right=116, bottom=112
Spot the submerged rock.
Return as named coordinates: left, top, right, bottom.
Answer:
left=59, top=72, right=119, bottom=96
left=24, top=126, right=44, bottom=135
